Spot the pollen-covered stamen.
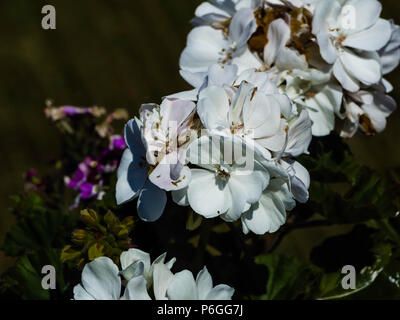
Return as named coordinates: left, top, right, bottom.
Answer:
left=215, top=165, right=231, bottom=181
left=335, top=34, right=347, bottom=48
left=218, top=42, right=237, bottom=64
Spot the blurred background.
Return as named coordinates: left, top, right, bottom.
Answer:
left=0, top=0, right=399, bottom=277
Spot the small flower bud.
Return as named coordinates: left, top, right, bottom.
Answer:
left=72, top=229, right=87, bottom=243
left=81, top=209, right=99, bottom=225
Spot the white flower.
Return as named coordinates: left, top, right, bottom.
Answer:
left=119, top=249, right=176, bottom=285
left=73, top=256, right=126, bottom=300
left=282, top=159, right=310, bottom=203
left=73, top=251, right=234, bottom=301
left=197, top=82, right=289, bottom=157
left=241, top=175, right=295, bottom=234
left=180, top=9, right=259, bottom=75
left=73, top=254, right=175, bottom=301
left=379, top=20, right=400, bottom=76
left=140, top=98, right=196, bottom=192
left=167, top=267, right=234, bottom=300
left=262, top=18, right=308, bottom=71
left=196, top=75, right=313, bottom=158
left=116, top=119, right=167, bottom=222
left=184, top=135, right=270, bottom=221
left=278, top=68, right=343, bottom=137
left=116, top=98, right=197, bottom=222
left=169, top=67, right=312, bottom=234
left=312, top=0, right=391, bottom=92
left=120, top=250, right=176, bottom=300
left=240, top=158, right=309, bottom=234
left=341, top=87, right=397, bottom=138
left=192, top=0, right=261, bottom=27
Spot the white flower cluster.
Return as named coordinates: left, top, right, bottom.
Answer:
left=116, top=0, right=399, bottom=235
left=180, top=0, right=399, bottom=137
left=117, top=65, right=312, bottom=235
left=73, top=249, right=234, bottom=300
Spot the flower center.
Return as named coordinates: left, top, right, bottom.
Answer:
left=215, top=165, right=231, bottom=181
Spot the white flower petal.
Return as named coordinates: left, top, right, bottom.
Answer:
left=289, top=161, right=310, bottom=203
left=306, top=84, right=343, bottom=136
left=80, top=257, right=121, bottom=300
left=198, top=86, right=231, bottom=130
left=195, top=2, right=230, bottom=17
left=285, top=110, right=312, bottom=157
left=116, top=149, right=144, bottom=205
left=153, top=263, right=174, bottom=300
left=230, top=81, right=255, bottom=124
left=196, top=267, right=214, bottom=300
left=222, top=177, right=249, bottom=222
left=188, top=135, right=223, bottom=171
left=232, top=48, right=263, bottom=73
left=312, top=0, right=335, bottom=35
left=315, top=31, right=338, bottom=64
left=180, top=70, right=207, bottom=88
left=276, top=47, right=308, bottom=71
left=137, top=181, right=167, bottom=222
left=232, top=165, right=269, bottom=204
left=264, top=19, right=290, bottom=67
left=343, top=19, right=391, bottom=51
left=205, top=284, right=235, bottom=300
left=208, top=64, right=238, bottom=87
left=346, top=0, right=382, bottom=32
left=120, top=249, right=151, bottom=274
left=180, top=26, right=230, bottom=73
left=123, top=276, right=151, bottom=300
left=172, top=186, right=189, bottom=206
left=256, top=119, right=287, bottom=152
left=187, top=169, right=230, bottom=218
left=167, top=270, right=198, bottom=300
left=73, top=284, right=95, bottom=300
left=149, top=153, right=191, bottom=192
left=124, top=118, right=145, bottom=153
left=333, top=59, right=360, bottom=93
left=363, top=92, right=396, bottom=133
left=243, top=92, right=281, bottom=138
left=160, top=98, right=196, bottom=134
left=229, top=8, right=257, bottom=49
left=340, top=49, right=381, bottom=87
left=241, top=183, right=290, bottom=235
left=119, top=261, right=144, bottom=282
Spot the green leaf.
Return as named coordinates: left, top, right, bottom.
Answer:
left=9, top=256, right=50, bottom=300
left=255, top=253, right=321, bottom=300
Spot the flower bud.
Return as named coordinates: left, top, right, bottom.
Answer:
left=81, top=209, right=99, bottom=225
left=72, top=229, right=87, bottom=244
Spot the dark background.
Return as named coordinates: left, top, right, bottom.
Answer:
left=0, top=0, right=399, bottom=274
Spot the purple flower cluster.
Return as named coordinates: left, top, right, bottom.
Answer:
left=65, top=135, right=126, bottom=208
left=45, top=105, right=106, bottom=121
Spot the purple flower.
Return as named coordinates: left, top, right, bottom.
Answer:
left=65, top=157, right=103, bottom=201
left=45, top=106, right=106, bottom=121
left=79, top=182, right=97, bottom=199
left=65, top=135, right=125, bottom=209
left=111, top=135, right=126, bottom=150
